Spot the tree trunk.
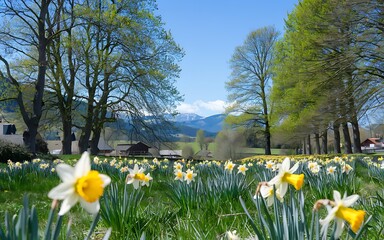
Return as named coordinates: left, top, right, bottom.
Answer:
left=264, top=123, right=271, bottom=155
left=315, top=133, right=321, bottom=154
left=79, top=120, right=92, bottom=153
left=59, top=23, right=76, bottom=154
left=341, top=122, right=352, bottom=154
left=90, top=98, right=110, bottom=155
left=351, top=116, right=362, bottom=153
left=61, top=117, right=72, bottom=154
left=303, top=138, right=307, bottom=154
left=26, top=121, right=38, bottom=156
left=90, top=130, right=100, bottom=156
left=333, top=123, right=341, bottom=153
left=307, top=134, right=312, bottom=154
left=321, top=130, right=328, bottom=154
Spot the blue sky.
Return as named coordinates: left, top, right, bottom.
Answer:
left=156, top=0, right=299, bottom=117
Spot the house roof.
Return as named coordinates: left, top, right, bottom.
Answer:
left=160, top=150, right=182, bottom=156
left=368, top=138, right=381, bottom=144
left=116, top=141, right=150, bottom=147
left=361, top=138, right=383, bottom=146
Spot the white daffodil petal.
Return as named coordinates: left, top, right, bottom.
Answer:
left=266, top=196, right=274, bottom=207
left=289, top=162, right=300, bottom=174
left=56, top=164, right=75, bottom=182
left=100, top=174, right=111, bottom=187
left=48, top=182, right=75, bottom=200
left=320, top=219, right=330, bottom=240
left=260, top=185, right=272, bottom=198
left=74, top=151, right=91, bottom=178
left=80, top=199, right=100, bottom=214
left=279, top=182, right=288, bottom=198
left=133, top=180, right=140, bottom=189
left=58, top=194, right=79, bottom=216
left=281, top=158, right=291, bottom=171
left=268, top=175, right=281, bottom=186
left=319, top=208, right=338, bottom=239
left=335, top=218, right=345, bottom=239
left=343, top=194, right=359, bottom=207
left=333, top=190, right=341, bottom=202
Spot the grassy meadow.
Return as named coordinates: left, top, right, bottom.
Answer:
left=174, top=141, right=284, bottom=157
left=1, top=154, right=384, bottom=239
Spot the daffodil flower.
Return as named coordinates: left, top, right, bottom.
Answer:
left=48, top=152, right=111, bottom=216
left=259, top=184, right=283, bottom=206
left=326, top=166, right=336, bottom=175
left=268, top=157, right=304, bottom=198
left=318, top=190, right=365, bottom=239
left=225, top=160, right=235, bottom=173
left=226, top=230, right=240, bottom=240
left=237, top=164, right=248, bottom=175
left=126, top=164, right=146, bottom=189
left=308, top=161, right=321, bottom=174
left=185, top=169, right=197, bottom=184
left=174, top=162, right=183, bottom=171
left=341, top=163, right=353, bottom=174
left=141, top=173, right=153, bottom=187
left=174, top=169, right=185, bottom=181
left=265, top=160, right=275, bottom=169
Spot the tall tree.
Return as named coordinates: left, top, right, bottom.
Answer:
left=226, top=26, right=279, bottom=155
left=46, top=0, right=78, bottom=154
left=214, top=129, right=246, bottom=160
left=0, top=0, right=59, bottom=155
left=272, top=0, right=384, bottom=154
left=73, top=0, right=183, bottom=154
left=195, top=129, right=205, bottom=150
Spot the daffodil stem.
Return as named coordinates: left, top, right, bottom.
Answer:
left=85, top=212, right=101, bottom=240
left=43, top=200, right=58, bottom=240
left=52, top=215, right=63, bottom=240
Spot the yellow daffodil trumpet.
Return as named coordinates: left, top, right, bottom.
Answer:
left=282, top=173, right=304, bottom=190
left=75, top=170, right=104, bottom=202
left=133, top=172, right=146, bottom=181
left=335, top=206, right=365, bottom=233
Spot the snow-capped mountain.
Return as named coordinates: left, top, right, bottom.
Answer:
left=171, top=113, right=226, bottom=135
left=166, top=113, right=204, bottom=122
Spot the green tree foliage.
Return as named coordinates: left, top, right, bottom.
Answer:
left=226, top=26, right=279, bottom=155
left=181, top=144, right=194, bottom=159
left=71, top=0, right=183, bottom=154
left=196, top=129, right=205, bottom=150
left=0, top=0, right=183, bottom=155
left=214, top=129, right=246, bottom=160
left=272, top=0, right=384, bottom=154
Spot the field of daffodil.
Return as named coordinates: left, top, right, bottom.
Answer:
left=1, top=153, right=384, bottom=239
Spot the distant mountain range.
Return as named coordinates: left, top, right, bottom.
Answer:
left=167, top=113, right=204, bottom=122
left=169, top=113, right=226, bottom=137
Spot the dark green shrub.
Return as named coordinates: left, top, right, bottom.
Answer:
left=36, top=137, right=49, bottom=154
left=0, top=140, right=31, bottom=163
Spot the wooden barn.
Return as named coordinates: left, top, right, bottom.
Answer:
left=115, top=141, right=150, bottom=156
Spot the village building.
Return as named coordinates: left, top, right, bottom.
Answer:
left=115, top=141, right=151, bottom=156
